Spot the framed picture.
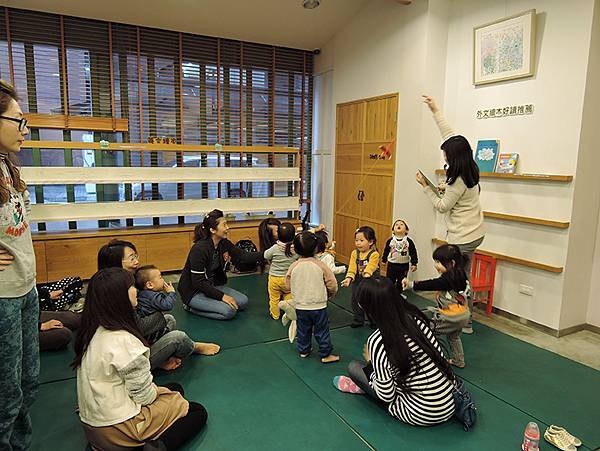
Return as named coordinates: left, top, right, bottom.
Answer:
left=473, top=9, right=536, bottom=86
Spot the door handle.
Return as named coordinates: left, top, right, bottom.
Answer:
left=357, top=190, right=365, bottom=201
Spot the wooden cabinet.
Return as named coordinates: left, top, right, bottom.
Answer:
left=32, top=219, right=298, bottom=282
left=334, top=93, right=398, bottom=265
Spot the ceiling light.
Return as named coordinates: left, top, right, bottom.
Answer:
left=303, top=0, right=320, bottom=9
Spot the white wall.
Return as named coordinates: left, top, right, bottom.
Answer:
left=442, top=0, right=595, bottom=330
left=588, top=207, right=600, bottom=328
left=315, top=0, right=599, bottom=331
left=311, top=70, right=335, bottom=228
left=581, top=0, right=600, bottom=329
left=314, top=0, right=451, bottom=282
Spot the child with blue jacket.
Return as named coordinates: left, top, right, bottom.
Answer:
left=135, top=265, right=177, bottom=318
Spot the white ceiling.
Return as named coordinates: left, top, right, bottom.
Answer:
left=0, top=0, right=372, bottom=50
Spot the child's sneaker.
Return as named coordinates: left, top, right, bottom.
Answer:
left=544, top=428, right=578, bottom=450
left=547, top=426, right=582, bottom=447
left=332, top=375, right=364, bottom=394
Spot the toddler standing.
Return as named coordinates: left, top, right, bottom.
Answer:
left=286, top=231, right=340, bottom=363
left=341, top=226, right=380, bottom=328
left=264, top=223, right=299, bottom=320
left=382, top=219, right=418, bottom=288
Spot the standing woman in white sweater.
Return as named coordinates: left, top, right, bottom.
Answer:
left=418, top=95, right=485, bottom=334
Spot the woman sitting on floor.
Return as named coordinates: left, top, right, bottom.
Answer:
left=179, top=209, right=264, bottom=320
left=73, top=267, right=207, bottom=450
left=40, top=311, right=81, bottom=351
left=334, top=276, right=456, bottom=426
left=97, top=239, right=219, bottom=371
left=38, top=277, right=83, bottom=351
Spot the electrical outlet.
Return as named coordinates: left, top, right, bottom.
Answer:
left=519, top=284, right=534, bottom=296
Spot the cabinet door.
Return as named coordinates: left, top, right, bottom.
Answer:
left=146, top=232, right=190, bottom=272
left=334, top=172, right=362, bottom=219
left=360, top=174, right=394, bottom=226
left=365, top=97, right=389, bottom=142
left=336, top=102, right=365, bottom=145
left=333, top=214, right=359, bottom=265
left=335, top=143, right=362, bottom=174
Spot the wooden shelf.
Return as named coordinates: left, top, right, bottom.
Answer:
left=432, top=238, right=563, bottom=273
left=32, top=219, right=300, bottom=242
left=483, top=211, right=570, bottom=229
left=21, top=140, right=299, bottom=154
left=24, top=113, right=128, bottom=132
left=434, top=169, right=572, bottom=182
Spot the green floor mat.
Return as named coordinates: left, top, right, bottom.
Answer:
left=38, top=273, right=354, bottom=385
left=39, top=346, right=76, bottom=384
left=30, top=379, right=87, bottom=451
left=32, top=272, right=600, bottom=450
left=459, top=322, right=600, bottom=449
left=168, top=273, right=354, bottom=350
left=32, top=346, right=370, bottom=451
left=268, top=327, right=592, bottom=451
left=329, top=275, right=434, bottom=314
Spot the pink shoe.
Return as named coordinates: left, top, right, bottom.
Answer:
left=333, top=375, right=364, bottom=394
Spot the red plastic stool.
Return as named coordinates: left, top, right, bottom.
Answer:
left=470, top=253, right=496, bottom=315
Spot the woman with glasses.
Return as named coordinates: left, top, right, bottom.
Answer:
left=0, top=79, right=38, bottom=450
left=417, top=95, right=485, bottom=335
left=98, top=239, right=219, bottom=372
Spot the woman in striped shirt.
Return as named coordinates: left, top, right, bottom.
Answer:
left=334, top=277, right=456, bottom=426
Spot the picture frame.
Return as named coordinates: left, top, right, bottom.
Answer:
left=473, top=9, right=536, bottom=86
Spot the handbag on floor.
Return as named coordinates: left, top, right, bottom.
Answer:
left=453, top=377, right=477, bottom=431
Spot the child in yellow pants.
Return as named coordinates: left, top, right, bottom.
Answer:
left=264, top=223, right=298, bottom=319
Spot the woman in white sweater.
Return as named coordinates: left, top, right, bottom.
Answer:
left=73, top=268, right=207, bottom=450
left=418, top=95, right=485, bottom=334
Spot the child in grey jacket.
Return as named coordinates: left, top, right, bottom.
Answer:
left=263, top=222, right=299, bottom=320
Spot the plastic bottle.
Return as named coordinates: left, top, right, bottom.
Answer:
left=522, top=422, right=540, bottom=451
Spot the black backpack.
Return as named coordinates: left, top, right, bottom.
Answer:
left=233, top=239, right=259, bottom=273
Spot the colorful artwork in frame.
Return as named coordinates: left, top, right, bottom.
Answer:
left=473, top=9, right=536, bottom=86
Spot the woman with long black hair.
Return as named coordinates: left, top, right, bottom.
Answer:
left=73, top=268, right=207, bottom=450
left=333, top=277, right=456, bottom=426
left=418, top=95, right=485, bottom=334
left=179, top=209, right=264, bottom=320
left=97, top=239, right=220, bottom=372
left=258, top=217, right=282, bottom=253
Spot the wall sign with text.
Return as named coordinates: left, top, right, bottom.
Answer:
left=476, top=104, right=534, bottom=119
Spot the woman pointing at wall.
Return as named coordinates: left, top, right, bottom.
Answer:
left=418, top=95, right=485, bottom=334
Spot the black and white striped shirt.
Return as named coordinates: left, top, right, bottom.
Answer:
left=367, top=319, right=455, bottom=426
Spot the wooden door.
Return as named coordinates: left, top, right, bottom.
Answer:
left=333, top=93, right=398, bottom=265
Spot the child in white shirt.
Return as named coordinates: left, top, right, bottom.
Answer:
left=314, top=230, right=346, bottom=275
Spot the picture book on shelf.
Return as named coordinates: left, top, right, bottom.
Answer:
left=475, top=139, right=500, bottom=173
left=496, top=153, right=519, bottom=173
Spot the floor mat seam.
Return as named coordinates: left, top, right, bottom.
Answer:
left=268, top=346, right=376, bottom=451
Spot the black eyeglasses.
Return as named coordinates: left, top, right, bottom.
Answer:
left=0, top=116, right=28, bottom=132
